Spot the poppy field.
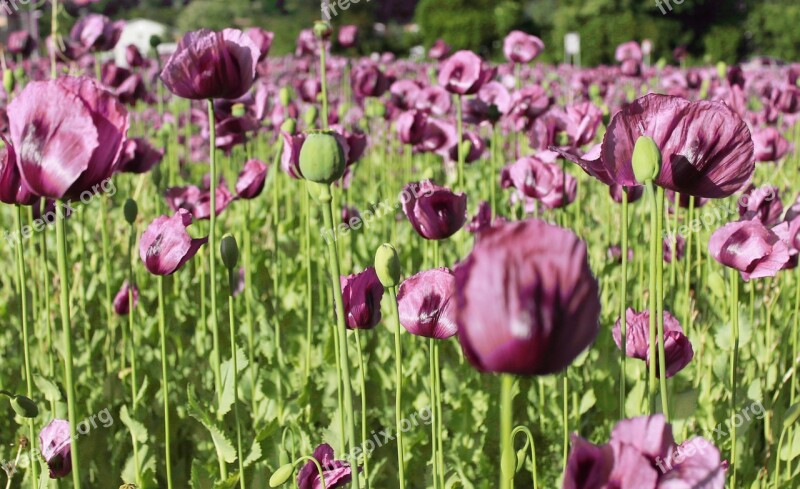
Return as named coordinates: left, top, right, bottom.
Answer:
left=2, top=5, right=800, bottom=489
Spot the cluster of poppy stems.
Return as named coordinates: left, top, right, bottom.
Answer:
left=2, top=3, right=800, bottom=489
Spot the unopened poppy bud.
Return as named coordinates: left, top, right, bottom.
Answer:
left=124, top=198, right=138, bottom=225
left=515, top=447, right=527, bottom=472
left=231, top=103, right=246, bottom=118
left=280, top=118, right=297, bottom=135
left=632, top=136, right=661, bottom=183
left=375, top=243, right=401, bottom=288
left=303, top=106, right=318, bottom=128
left=220, top=234, right=239, bottom=270
left=313, top=21, right=332, bottom=40
left=11, top=395, right=38, bottom=419
left=149, top=35, right=162, bottom=49
left=3, top=69, right=15, bottom=95
left=279, top=87, right=292, bottom=107
left=269, top=463, right=295, bottom=487
left=501, top=446, right=516, bottom=480
left=299, top=131, right=346, bottom=184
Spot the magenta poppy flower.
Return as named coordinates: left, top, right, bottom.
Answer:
left=752, top=127, right=791, bottom=162
left=7, top=30, right=37, bottom=58
left=8, top=76, right=129, bottom=200
left=455, top=219, right=600, bottom=375
left=118, top=138, right=163, bottom=174
left=113, top=280, right=139, bottom=316
left=342, top=205, right=361, bottom=226
left=397, top=110, right=428, bottom=145
left=397, top=268, right=457, bottom=340
left=448, top=131, right=485, bottom=164
left=160, top=28, right=260, bottom=101
left=438, top=50, right=494, bottom=96
left=139, top=209, right=208, bottom=276
left=338, top=25, right=358, bottom=48
left=709, top=219, right=790, bottom=280
left=402, top=181, right=467, bottom=240
left=340, top=267, right=384, bottom=330
left=738, top=185, right=782, bottom=226
left=503, top=31, right=544, bottom=64
left=245, top=27, right=274, bottom=61
left=352, top=62, right=389, bottom=98
left=415, top=119, right=458, bottom=157
left=428, top=39, right=451, bottom=60
left=615, top=41, right=643, bottom=63
left=608, top=245, right=634, bottom=264
left=509, top=85, right=550, bottom=130
left=125, top=44, right=146, bottom=68
left=501, top=156, right=576, bottom=209
left=235, top=159, right=268, bottom=199
left=612, top=308, right=693, bottom=378
left=70, top=14, right=124, bottom=53
left=663, top=234, right=686, bottom=263
left=413, top=86, right=450, bottom=117
left=297, top=444, right=353, bottom=489
left=390, top=80, right=422, bottom=111
left=0, top=137, right=36, bottom=205
left=295, top=29, right=319, bottom=57
left=563, top=102, right=603, bottom=148
left=40, top=419, right=72, bottom=479
left=555, top=94, right=754, bottom=199
left=281, top=132, right=306, bottom=179
left=192, top=185, right=235, bottom=220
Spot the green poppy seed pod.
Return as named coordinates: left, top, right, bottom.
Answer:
left=279, top=87, right=292, bottom=107
left=515, top=447, right=527, bottom=472
left=632, top=136, right=661, bottom=183
left=11, top=395, right=38, bottom=419
left=3, top=69, right=15, bottom=95
left=269, top=464, right=295, bottom=487
left=500, top=446, right=516, bottom=481
left=303, top=106, right=318, bottom=128
left=280, top=118, right=297, bottom=135
left=220, top=234, right=239, bottom=270
left=784, top=403, right=800, bottom=429
left=716, top=61, right=727, bottom=81
left=299, top=131, right=346, bottom=184
left=231, top=103, right=246, bottom=118
left=149, top=35, right=163, bottom=49
left=375, top=244, right=401, bottom=288
left=313, top=20, right=332, bottom=40
left=124, top=198, right=138, bottom=226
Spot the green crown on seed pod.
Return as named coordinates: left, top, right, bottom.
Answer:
left=299, top=131, right=346, bottom=184
left=632, top=136, right=662, bottom=183
left=375, top=244, right=401, bottom=288
left=269, top=464, right=295, bottom=487
left=124, top=198, right=138, bottom=225
left=220, top=234, right=239, bottom=270
left=11, top=395, right=38, bottom=419
left=3, top=69, right=15, bottom=95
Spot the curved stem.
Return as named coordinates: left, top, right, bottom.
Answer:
left=158, top=276, right=174, bottom=488
left=387, top=286, right=406, bottom=489
left=207, top=100, right=223, bottom=412
left=510, top=426, right=538, bottom=489
left=294, top=456, right=328, bottom=489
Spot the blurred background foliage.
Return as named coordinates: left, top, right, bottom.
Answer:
left=70, top=0, right=800, bottom=64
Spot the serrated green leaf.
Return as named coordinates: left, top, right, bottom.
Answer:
left=218, top=347, right=249, bottom=418
left=120, top=405, right=148, bottom=443
left=243, top=438, right=262, bottom=467
left=33, top=375, right=61, bottom=402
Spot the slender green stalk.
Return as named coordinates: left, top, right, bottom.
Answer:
left=434, top=341, right=445, bottom=489
left=429, top=339, right=439, bottom=489
left=354, top=331, right=370, bottom=489
left=158, top=275, right=174, bottom=488
left=510, top=426, right=538, bottom=489
left=655, top=186, right=669, bottom=419
left=14, top=206, right=37, bottom=488
left=243, top=200, right=257, bottom=415
left=318, top=185, right=361, bottom=488
left=50, top=0, right=58, bottom=78
left=127, top=221, right=142, bottom=486
left=39, top=200, right=55, bottom=415
left=387, top=287, right=406, bottom=489
left=646, top=182, right=658, bottom=414
left=304, top=184, right=314, bottom=391
left=319, top=34, right=329, bottom=129
left=207, top=99, right=223, bottom=408
left=683, top=197, right=695, bottom=330
left=56, top=200, right=81, bottom=489
left=228, top=290, right=246, bottom=489
left=774, top=426, right=788, bottom=489
left=792, top=271, right=800, bottom=404
left=729, top=271, right=740, bottom=488
left=456, top=94, right=465, bottom=191
left=619, top=189, right=628, bottom=418
left=100, top=198, right=113, bottom=371
left=562, top=374, right=568, bottom=466
left=500, top=375, right=513, bottom=489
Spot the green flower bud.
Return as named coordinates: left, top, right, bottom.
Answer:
left=313, top=20, right=332, bottom=40
left=279, top=87, right=292, bottom=107
left=632, top=136, right=661, bottom=183
left=149, top=35, right=163, bottom=49
left=299, top=131, right=346, bottom=184
left=11, top=395, right=38, bottom=419
left=515, top=447, right=528, bottom=472
left=269, top=464, right=295, bottom=487
left=3, top=69, right=15, bottom=95
left=303, top=106, right=318, bottom=128
left=124, top=198, right=138, bottom=225
left=220, top=234, right=239, bottom=270
left=375, top=244, right=401, bottom=288
left=281, top=118, right=297, bottom=135
left=231, top=103, right=246, bottom=118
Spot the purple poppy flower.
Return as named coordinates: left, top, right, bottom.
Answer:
left=448, top=131, right=485, bottom=164
left=70, top=14, right=124, bottom=53
left=40, top=419, right=72, bottom=479
left=438, top=50, right=494, bottom=96
left=397, top=268, right=457, bottom=339
left=295, top=29, right=319, bottom=57
left=7, top=30, right=37, bottom=58
left=0, top=137, right=36, bottom=205
left=125, top=44, right=146, bottom=68
left=402, top=181, right=467, bottom=240
left=503, top=31, right=544, bottom=64
left=509, top=85, right=550, bottom=130
left=390, top=80, right=422, bottom=110
left=501, top=156, right=577, bottom=209
left=415, top=119, right=458, bottom=157
left=397, top=110, right=428, bottom=145
left=246, top=27, right=274, bottom=61
left=564, top=102, right=603, bottom=148
left=297, top=444, right=353, bottom=489
left=455, top=219, right=600, bottom=375
left=235, top=159, right=269, bottom=199
left=340, top=267, right=384, bottom=330
left=428, top=39, right=451, bottom=60
left=555, top=94, right=754, bottom=199
left=113, top=280, right=139, bottom=316
left=608, top=245, right=634, bottom=264
left=338, top=25, right=358, bottom=48
left=139, top=209, right=208, bottom=276
left=615, top=41, right=643, bottom=63
left=160, top=29, right=260, bottom=101
left=415, top=86, right=452, bottom=117
left=612, top=308, right=694, bottom=378
left=663, top=234, right=686, bottom=263
left=118, top=138, right=163, bottom=174
left=352, top=62, right=389, bottom=99
left=709, top=219, right=790, bottom=281
left=8, top=76, right=129, bottom=201
left=752, top=127, right=791, bottom=162
left=281, top=132, right=306, bottom=179
left=342, top=205, right=361, bottom=226
left=738, top=185, right=782, bottom=226
left=609, top=183, right=644, bottom=204
left=562, top=434, right=614, bottom=489
left=193, top=185, right=235, bottom=220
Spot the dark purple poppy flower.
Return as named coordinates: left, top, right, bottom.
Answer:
left=612, top=308, right=694, bottom=378
left=501, top=156, right=577, bottom=209
left=397, top=268, right=457, bottom=339
left=564, top=102, right=603, bottom=148
left=563, top=435, right=614, bottom=489
left=608, top=245, right=634, bottom=264
left=235, top=159, right=268, bottom=199
left=448, top=131, right=485, bottom=164
left=709, top=219, right=790, bottom=281
left=213, top=115, right=260, bottom=154
left=165, top=185, right=202, bottom=215
left=503, top=31, right=544, bottom=64
left=464, top=81, right=512, bottom=124
left=245, top=27, right=274, bottom=61
left=415, top=119, right=458, bottom=157
left=338, top=25, right=358, bottom=48
left=7, top=30, right=37, bottom=58
left=555, top=94, right=754, bottom=199
left=615, top=41, right=643, bottom=63
left=340, top=267, right=384, bottom=330
left=160, top=29, right=260, bottom=101
left=428, top=39, right=451, bottom=60
left=415, top=86, right=452, bottom=117
left=70, top=14, right=124, bottom=53
left=342, top=205, right=361, bottom=226
left=297, top=444, right=353, bottom=489
left=667, top=190, right=708, bottom=209
left=352, top=62, right=389, bottom=99
left=0, top=137, right=36, bottom=205
left=509, top=85, right=550, bottom=130
left=113, top=280, right=139, bottom=315
left=140, top=209, right=208, bottom=276
left=8, top=76, right=128, bottom=201
left=609, top=183, right=644, bottom=204
left=281, top=132, right=306, bottom=179
left=390, top=80, right=422, bottom=111
left=402, top=181, right=467, bottom=240
left=438, top=50, right=494, bottom=96
left=192, top=185, right=235, bottom=221
left=118, top=138, right=163, bottom=174
left=397, top=110, right=428, bottom=145
left=40, top=419, right=72, bottom=479
left=785, top=211, right=800, bottom=253
left=125, top=44, right=146, bottom=68
left=738, top=185, right=782, bottom=226
left=295, top=29, right=319, bottom=57
left=455, top=219, right=600, bottom=375
left=663, top=234, right=686, bottom=263
left=752, top=127, right=791, bottom=162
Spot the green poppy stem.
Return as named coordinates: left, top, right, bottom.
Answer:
left=655, top=186, right=669, bottom=419
left=619, top=188, right=628, bottom=419
left=456, top=94, right=465, bottom=192
left=500, top=374, right=513, bottom=489
left=435, top=341, right=445, bottom=488
left=157, top=275, right=174, bottom=489
left=354, top=330, right=370, bottom=489
left=228, top=288, right=246, bottom=489
left=387, top=286, right=406, bottom=489
left=243, top=200, right=257, bottom=415
left=510, top=426, right=538, bottom=489
left=729, top=271, right=740, bottom=488
left=127, top=220, right=142, bottom=487
left=207, top=99, right=223, bottom=412
left=646, top=181, right=658, bottom=415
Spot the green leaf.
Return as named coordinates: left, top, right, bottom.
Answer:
left=218, top=347, right=249, bottom=418
left=243, top=438, right=262, bottom=467
left=191, top=460, right=215, bottom=489
left=188, top=386, right=237, bottom=464
left=784, top=403, right=800, bottom=430
left=33, top=375, right=61, bottom=402
left=578, top=389, right=596, bottom=415
left=119, top=405, right=148, bottom=443
left=214, top=473, right=240, bottom=489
